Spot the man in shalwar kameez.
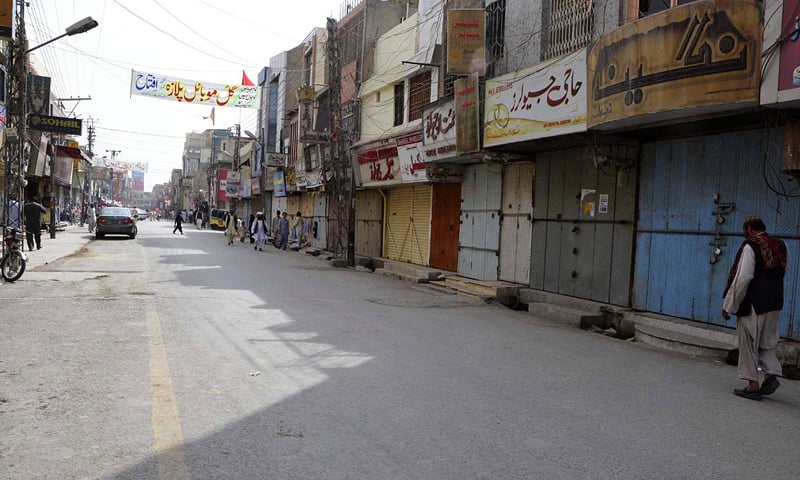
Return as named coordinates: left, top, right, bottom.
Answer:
left=250, top=212, right=269, bottom=251
left=722, top=216, right=787, bottom=401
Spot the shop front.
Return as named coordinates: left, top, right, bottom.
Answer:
left=586, top=1, right=790, bottom=326
left=355, top=133, right=433, bottom=266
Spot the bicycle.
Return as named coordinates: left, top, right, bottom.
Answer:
left=1, top=224, right=27, bottom=282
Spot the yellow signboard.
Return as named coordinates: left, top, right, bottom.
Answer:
left=587, top=0, right=760, bottom=130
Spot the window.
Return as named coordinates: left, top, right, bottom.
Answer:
left=545, top=0, right=595, bottom=60
left=627, top=0, right=699, bottom=22
left=486, top=0, right=506, bottom=78
left=304, top=51, right=313, bottom=86
left=408, top=72, right=431, bottom=122
left=289, top=121, right=299, bottom=165
left=394, top=82, right=405, bottom=126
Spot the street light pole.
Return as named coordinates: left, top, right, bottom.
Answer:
left=26, top=15, right=100, bottom=239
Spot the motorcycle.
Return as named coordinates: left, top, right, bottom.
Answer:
left=1, top=226, right=26, bottom=282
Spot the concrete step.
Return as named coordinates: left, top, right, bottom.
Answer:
left=381, top=261, right=443, bottom=281
left=374, top=268, right=430, bottom=284
left=634, top=324, right=733, bottom=361
left=526, top=303, right=592, bottom=327
left=624, top=312, right=737, bottom=347
left=433, top=279, right=491, bottom=301
left=519, top=289, right=611, bottom=315
left=444, top=276, right=518, bottom=300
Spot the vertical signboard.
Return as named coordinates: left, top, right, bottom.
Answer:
left=455, top=73, right=480, bottom=153
left=0, top=0, right=12, bottom=40
left=27, top=75, right=51, bottom=115
left=447, top=9, right=486, bottom=75
left=778, top=0, right=800, bottom=92
left=274, top=170, right=287, bottom=197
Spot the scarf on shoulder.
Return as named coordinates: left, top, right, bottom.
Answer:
left=723, top=233, right=787, bottom=298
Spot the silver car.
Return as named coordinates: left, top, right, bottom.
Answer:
left=96, top=207, right=138, bottom=239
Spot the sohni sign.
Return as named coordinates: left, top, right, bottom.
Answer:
left=27, top=114, right=82, bottom=135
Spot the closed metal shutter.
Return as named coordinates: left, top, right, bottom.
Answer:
left=500, top=163, right=534, bottom=284
left=459, top=164, right=502, bottom=280
left=300, top=194, right=314, bottom=218
left=273, top=196, right=287, bottom=218
left=286, top=196, right=300, bottom=217
left=355, top=190, right=383, bottom=258
left=384, top=185, right=431, bottom=265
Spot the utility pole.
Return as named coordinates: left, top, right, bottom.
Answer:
left=77, top=117, right=96, bottom=226
left=327, top=16, right=355, bottom=266
left=233, top=123, right=241, bottom=212
left=106, top=149, right=121, bottom=207
left=3, top=1, right=27, bottom=243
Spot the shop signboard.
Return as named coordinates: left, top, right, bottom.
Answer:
left=588, top=0, right=760, bottom=129
left=422, top=97, right=457, bottom=162
left=274, top=170, right=286, bottom=197
left=447, top=9, right=485, bottom=75
left=396, top=132, right=428, bottom=182
left=454, top=74, right=480, bottom=153
left=484, top=49, right=587, bottom=147
left=355, top=142, right=401, bottom=188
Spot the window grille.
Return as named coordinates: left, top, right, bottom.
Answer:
left=545, top=0, right=594, bottom=60
left=408, top=72, right=432, bottom=122
left=289, top=121, right=299, bottom=164
left=486, top=0, right=506, bottom=78
left=637, top=0, right=697, bottom=19
left=394, top=82, right=405, bottom=126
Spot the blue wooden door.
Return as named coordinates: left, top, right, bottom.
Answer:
left=635, top=129, right=800, bottom=340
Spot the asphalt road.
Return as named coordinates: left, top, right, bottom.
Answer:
left=1, top=220, right=799, bottom=480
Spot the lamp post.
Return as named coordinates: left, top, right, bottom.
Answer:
left=25, top=16, right=100, bottom=239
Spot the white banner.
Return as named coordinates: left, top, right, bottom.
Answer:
left=130, top=70, right=258, bottom=109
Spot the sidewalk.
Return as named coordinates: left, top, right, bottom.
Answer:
left=18, top=224, right=93, bottom=271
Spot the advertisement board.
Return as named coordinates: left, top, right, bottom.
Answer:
left=484, top=49, right=587, bottom=147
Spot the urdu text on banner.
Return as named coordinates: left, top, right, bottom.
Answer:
left=130, top=70, right=258, bottom=109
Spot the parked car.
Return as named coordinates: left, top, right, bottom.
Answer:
left=96, top=207, right=138, bottom=239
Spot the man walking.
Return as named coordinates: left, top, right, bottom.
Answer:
left=277, top=211, right=290, bottom=250
left=224, top=209, right=237, bottom=245
left=271, top=210, right=281, bottom=246
left=24, top=196, right=47, bottom=250
left=723, top=216, right=788, bottom=401
left=87, top=203, right=97, bottom=233
left=250, top=212, right=268, bottom=251
left=173, top=210, right=184, bottom=235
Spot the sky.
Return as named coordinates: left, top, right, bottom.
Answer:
left=26, top=0, right=347, bottom=191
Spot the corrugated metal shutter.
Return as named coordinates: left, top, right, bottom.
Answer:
left=500, top=163, right=534, bottom=284
left=384, top=186, right=414, bottom=262
left=356, top=190, right=383, bottom=258
left=411, top=185, right=432, bottom=266
left=384, top=185, right=432, bottom=265
left=635, top=129, right=798, bottom=340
